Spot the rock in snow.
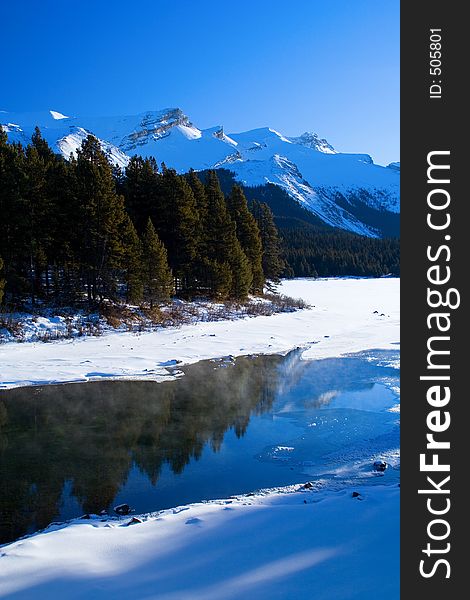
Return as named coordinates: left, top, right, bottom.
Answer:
left=373, top=460, right=388, bottom=472
left=113, top=503, right=133, bottom=516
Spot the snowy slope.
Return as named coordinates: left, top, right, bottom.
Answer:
left=1, top=110, right=131, bottom=167
left=0, top=484, right=399, bottom=600
left=1, top=108, right=399, bottom=236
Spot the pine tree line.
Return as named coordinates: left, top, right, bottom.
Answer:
left=0, top=128, right=284, bottom=308
left=201, top=169, right=400, bottom=278
left=281, top=228, right=400, bottom=278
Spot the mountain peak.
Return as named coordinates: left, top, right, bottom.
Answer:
left=141, top=107, right=187, bottom=123
left=289, top=131, right=336, bottom=154
left=119, top=108, right=198, bottom=151
left=134, top=107, right=192, bottom=130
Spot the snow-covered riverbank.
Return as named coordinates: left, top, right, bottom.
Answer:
left=0, top=277, right=400, bottom=598
left=0, top=278, right=399, bottom=389
left=0, top=483, right=399, bottom=600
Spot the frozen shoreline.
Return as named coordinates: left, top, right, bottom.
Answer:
left=0, top=278, right=399, bottom=390
left=0, top=277, right=400, bottom=598
left=0, top=483, right=399, bottom=599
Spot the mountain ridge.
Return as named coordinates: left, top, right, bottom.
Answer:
left=1, top=107, right=399, bottom=238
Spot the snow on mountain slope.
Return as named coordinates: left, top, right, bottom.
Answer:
left=1, top=108, right=399, bottom=237
left=57, top=127, right=130, bottom=168
left=1, top=110, right=130, bottom=168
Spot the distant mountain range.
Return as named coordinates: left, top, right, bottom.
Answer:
left=1, top=108, right=399, bottom=237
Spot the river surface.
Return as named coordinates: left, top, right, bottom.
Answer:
left=0, top=349, right=399, bottom=545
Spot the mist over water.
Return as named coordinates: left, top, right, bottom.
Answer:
left=0, top=349, right=399, bottom=545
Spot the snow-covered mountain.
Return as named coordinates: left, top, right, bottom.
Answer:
left=1, top=108, right=399, bottom=237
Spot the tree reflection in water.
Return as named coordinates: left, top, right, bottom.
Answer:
left=0, top=354, right=282, bottom=544
left=0, top=349, right=400, bottom=545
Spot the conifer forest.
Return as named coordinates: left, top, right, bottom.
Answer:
left=0, top=128, right=399, bottom=310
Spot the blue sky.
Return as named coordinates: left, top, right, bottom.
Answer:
left=2, top=0, right=399, bottom=165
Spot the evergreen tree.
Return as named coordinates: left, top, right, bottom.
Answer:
left=229, top=244, right=252, bottom=300
left=158, top=168, right=199, bottom=292
left=46, top=157, right=80, bottom=302
left=122, top=156, right=160, bottom=234
left=204, top=171, right=252, bottom=299
left=141, top=218, right=174, bottom=307
left=0, top=131, right=29, bottom=301
left=24, top=128, right=57, bottom=303
left=252, top=200, right=284, bottom=287
left=0, top=256, right=5, bottom=305
left=199, top=258, right=232, bottom=299
left=186, top=169, right=208, bottom=222
left=121, top=215, right=143, bottom=304
left=31, top=126, right=56, bottom=163
left=75, top=135, right=132, bottom=304
left=227, top=185, right=264, bottom=293
left=204, top=171, right=234, bottom=261
left=186, top=168, right=210, bottom=257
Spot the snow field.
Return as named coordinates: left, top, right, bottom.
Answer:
left=0, top=485, right=399, bottom=600
left=0, top=278, right=400, bottom=389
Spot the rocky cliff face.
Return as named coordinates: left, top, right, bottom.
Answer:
left=119, top=108, right=195, bottom=151
left=287, top=132, right=336, bottom=154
